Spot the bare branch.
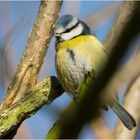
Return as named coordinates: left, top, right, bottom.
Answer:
left=86, top=3, right=120, bottom=28
left=90, top=117, right=113, bottom=139
left=0, top=0, right=62, bottom=110
left=104, top=1, right=140, bottom=53
left=14, top=123, right=33, bottom=139
left=103, top=47, right=140, bottom=102
left=114, top=74, right=140, bottom=139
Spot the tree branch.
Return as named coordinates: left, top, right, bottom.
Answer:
left=104, top=1, right=140, bottom=53
left=90, top=117, right=113, bottom=139
left=0, top=0, right=62, bottom=111
left=103, top=47, right=140, bottom=102
left=114, top=73, right=140, bottom=139
left=0, top=0, right=63, bottom=138
left=0, top=76, right=64, bottom=138
left=46, top=1, right=140, bottom=138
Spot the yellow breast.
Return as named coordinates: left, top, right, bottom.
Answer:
left=56, top=35, right=107, bottom=72
left=55, top=35, right=107, bottom=95
left=57, top=35, right=105, bottom=50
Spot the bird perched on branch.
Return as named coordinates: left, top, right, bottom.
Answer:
left=54, top=15, right=136, bottom=130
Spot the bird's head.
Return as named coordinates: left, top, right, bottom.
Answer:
left=54, top=15, right=90, bottom=42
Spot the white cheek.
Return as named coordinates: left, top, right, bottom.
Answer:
left=61, top=23, right=83, bottom=41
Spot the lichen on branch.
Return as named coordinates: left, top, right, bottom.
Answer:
left=0, top=76, right=64, bottom=138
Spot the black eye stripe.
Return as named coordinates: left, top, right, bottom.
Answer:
left=63, top=21, right=80, bottom=33
left=65, top=28, right=71, bottom=33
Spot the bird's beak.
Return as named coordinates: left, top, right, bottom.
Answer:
left=54, top=32, right=60, bottom=37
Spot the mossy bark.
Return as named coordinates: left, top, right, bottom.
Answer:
left=0, top=76, right=64, bottom=138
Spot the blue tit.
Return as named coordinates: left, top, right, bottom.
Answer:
left=54, top=15, right=136, bottom=130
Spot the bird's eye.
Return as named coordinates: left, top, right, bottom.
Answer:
left=64, top=28, right=71, bottom=33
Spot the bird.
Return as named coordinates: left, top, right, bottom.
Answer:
left=54, top=14, right=136, bottom=130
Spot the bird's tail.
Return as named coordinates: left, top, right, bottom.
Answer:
left=110, top=99, right=136, bottom=130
